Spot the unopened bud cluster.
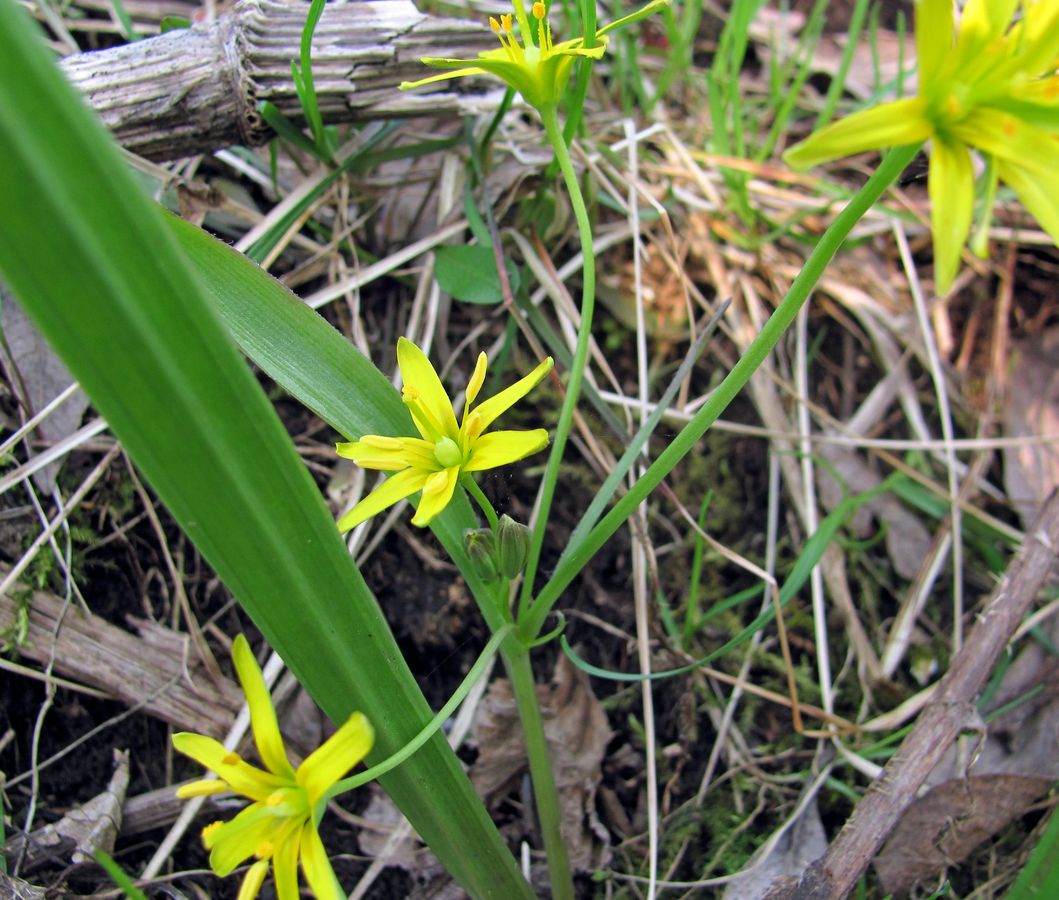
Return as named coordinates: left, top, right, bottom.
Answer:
left=464, top=515, right=531, bottom=582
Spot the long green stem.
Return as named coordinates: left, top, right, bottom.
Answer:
left=322, top=624, right=513, bottom=807
left=502, top=644, right=574, bottom=900
left=518, top=143, right=924, bottom=643
left=519, top=103, right=596, bottom=619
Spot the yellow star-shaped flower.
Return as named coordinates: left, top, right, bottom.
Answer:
left=337, top=337, right=553, bottom=529
left=784, top=0, right=1059, bottom=293
left=173, top=635, right=373, bottom=900
left=400, top=0, right=670, bottom=111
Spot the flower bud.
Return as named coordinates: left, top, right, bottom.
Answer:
left=495, top=515, right=531, bottom=579
left=464, top=528, right=500, bottom=582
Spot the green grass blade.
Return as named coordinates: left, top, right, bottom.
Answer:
left=297, top=0, right=331, bottom=158
left=0, top=9, right=528, bottom=896
left=1007, top=798, right=1059, bottom=899
left=813, top=0, right=871, bottom=129
left=557, top=307, right=722, bottom=566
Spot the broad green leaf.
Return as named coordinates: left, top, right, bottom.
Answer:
left=0, top=7, right=528, bottom=897
left=435, top=244, right=519, bottom=304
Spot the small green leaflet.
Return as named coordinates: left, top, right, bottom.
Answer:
left=434, top=244, right=520, bottom=305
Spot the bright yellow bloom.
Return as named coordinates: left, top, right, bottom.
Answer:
left=173, top=635, right=373, bottom=900
left=337, top=337, right=553, bottom=529
left=784, top=0, right=1059, bottom=293
left=399, top=0, right=670, bottom=111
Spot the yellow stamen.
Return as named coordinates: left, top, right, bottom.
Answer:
left=402, top=386, right=448, bottom=441
left=201, top=821, right=225, bottom=848
left=255, top=840, right=275, bottom=859
left=222, top=751, right=242, bottom=766
left=489, top=16, right=501, bottom=33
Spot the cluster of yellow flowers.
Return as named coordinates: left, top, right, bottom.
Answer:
left=174, top=4, right=1059, bottom=898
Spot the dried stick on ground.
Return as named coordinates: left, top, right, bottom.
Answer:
left=59, top=0, right=494, bottom=161
left=765, top=489, right=1059, bottom=900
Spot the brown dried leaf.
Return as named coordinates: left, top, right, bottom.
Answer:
left=0, top=294, right=89, bottom=492
left=1003, top=330, right=1059, bottom=528
left=874, top=774, right=1052, bottom=896
left=17, top=748, right=130, bottom=872
left=876, top=615, right=1059, bottom=895
left=0, top=873, right=48, bottom=899
left=356, top=786, right=421, bottom=872
left=471, top=652, right=613, bottom=871
left=724, top=801, right=828, bottom=900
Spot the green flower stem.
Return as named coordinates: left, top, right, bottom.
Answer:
left=502, top=643, right=574, bottom=900
left=322, top=623, right=514, bottom=807
left=519, top=102, right=596, bottom=620
left=463, top=475, right=500, bottom=532
left=518, top=142, right=924, bottom=643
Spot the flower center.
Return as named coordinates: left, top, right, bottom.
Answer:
left=433, top=437, right=463, bottom=468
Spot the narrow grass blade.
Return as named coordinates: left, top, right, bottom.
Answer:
left=558, top=302, right=726, bottom=566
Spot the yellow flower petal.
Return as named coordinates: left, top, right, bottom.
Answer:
left=927, top=136, right=974, bottom=294
left=958, top=0, right=1020, bottom=50
left=464, top=351, right=489, bottom=416
left=411, top=466, right=461, bottom=526
left=297, top=711, right=375, bottom=804
left=996, top=157, right=1059, bottom=246
left=915, top=0, right=954, bottom=88
left=949, top=108, right=1056, bottom=176
left=336, top=436, right=435, bottom=471
left=398, top=337, right=460, bottom=441
left=299, top=822, right=345, bottom=900
left=784, top=97, right=933, bottom=169
left=232, top=635, right=296, bottom=780
left=207, top=803, right=277, bottom=876
left=175, top=778, right=229, bottom=798
left=399, top=65, right=486, bottom=91
left=172, top=733, right=285, bottom=802
left=272, top=824, right=301, bottom=900
left=337, top=467, right=432, bottom=532
left=464, top=429, right=550, bottom=472
left=1020, top=2, right=1059, bottom=74
left=470, top=356, right=554, bottom=433
left=236, top=858, right=270, bottom=900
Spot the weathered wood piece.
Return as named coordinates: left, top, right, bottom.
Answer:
left=59, top=0, right=495, bottom=161
left=0, top=571, right=242, bottom=738
left=764, top=489, right=1059, bottom=900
